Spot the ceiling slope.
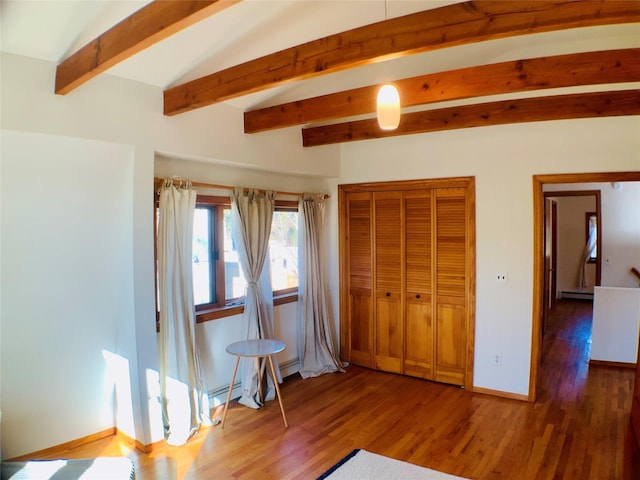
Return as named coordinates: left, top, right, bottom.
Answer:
left=55, top=0, right=239, bottom=95
left=244, top=48, right=640, bottom=133
left=301, top=89, right=640, bottom=146
left=163, top=0, right=640, bottom=116
left=41, top=0, right=640, bottom=146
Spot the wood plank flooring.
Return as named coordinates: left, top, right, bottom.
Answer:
left=23, top=300, right=640, bottom=479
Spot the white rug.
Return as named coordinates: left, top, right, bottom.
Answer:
left=1, top=457, right=135, bottom=479
left=318, top=449, right=469, bottom=480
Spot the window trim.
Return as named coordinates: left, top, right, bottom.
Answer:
left=155, top=193, right=299, bottom=327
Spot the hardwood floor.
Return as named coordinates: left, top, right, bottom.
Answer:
left=23, top=300, right=640, bottom=479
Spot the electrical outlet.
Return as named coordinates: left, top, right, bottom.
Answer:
left=493, top=353, right=502, bottom=366
left=496, top=272, right=508, bottom=284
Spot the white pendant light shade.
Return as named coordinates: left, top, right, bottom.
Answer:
left=376, top=83, right=400, bottom=130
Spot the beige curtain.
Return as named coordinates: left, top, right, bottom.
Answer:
left=577, top=214, right=597, bottom=289
left=230, top=188, right=280, bottom=409
left=158, top=181, right=211, bottom=445
left=297, top=193, right=344, bottom=378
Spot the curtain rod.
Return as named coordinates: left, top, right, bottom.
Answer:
left=154, top=177, right=329, bottom=199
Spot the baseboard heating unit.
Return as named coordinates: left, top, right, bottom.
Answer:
left=560, top=291, right=594, bottom=301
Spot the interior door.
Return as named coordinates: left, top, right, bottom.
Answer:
left=551, top=201, right=557, bottom=308
left=433, top=188, right=467, bottom=386
left=543, top=199, right=557, bottom=334
left=339, top=177, right=475, bottom=389
left=374, top=191, right=403, bottom=373
left=404, top=190, right=434, bottom=379
left=346, top=192, right=374, bottom=368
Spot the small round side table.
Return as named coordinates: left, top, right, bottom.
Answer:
left=221, top=338, right=288, bottom=428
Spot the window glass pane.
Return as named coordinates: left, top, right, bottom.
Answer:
left=224, top=209, right=247, bottom=300
left=588, top=214, right=597, bottom=260
left=193, top=208, right=212, bottom=305
left=270, top=211, right=299, bottom=291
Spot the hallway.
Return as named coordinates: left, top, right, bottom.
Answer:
left=539, top=299, right=596, bottom=402
left=538, top=299, right=639, bottom=477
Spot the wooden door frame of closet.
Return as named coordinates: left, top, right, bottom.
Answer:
left=338, top=176, right=476, bottom=391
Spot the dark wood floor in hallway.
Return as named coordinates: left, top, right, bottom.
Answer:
left=30, top=300, right=640, bottom=479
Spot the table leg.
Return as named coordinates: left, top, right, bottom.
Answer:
left=267, top=355, right=288, bottom=428
left=256, top=357, right=263, bottom=403
left=221, top=355, right=240, bottom=429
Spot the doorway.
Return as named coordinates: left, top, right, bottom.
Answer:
left=543, top=190, right=601, bottom=332
left=529, top=171, right=640, bottom=402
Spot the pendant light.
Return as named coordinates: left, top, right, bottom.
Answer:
left=376, top=83, right=400, bottom=130
left=376, top=0, right=400, bottom=130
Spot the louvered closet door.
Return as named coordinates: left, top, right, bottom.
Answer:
left=434, top=188, right=467, bottom=386
left=374, top=191, right=403, bottom=373
left=347, top=192, right=374, bottom=368
left=404, top=190, right=434, bottom=380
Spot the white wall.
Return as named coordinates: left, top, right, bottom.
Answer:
left=601, top=182, right=640, bottom=288
left=551, top=196, right=596, bottom=295
left=545, top=182, right=640, bottom=288
left=0, top=52, right=340, bottom=457
left=0, top=130, right=136, bottom=459
left=0, top=53, right=341, bottom=178
left=332, top=118, right=640, bottom=396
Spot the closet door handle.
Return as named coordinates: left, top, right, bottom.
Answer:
left=386, top=292, right=391, bottom=297
left=416, top=294, right=421, bottom=299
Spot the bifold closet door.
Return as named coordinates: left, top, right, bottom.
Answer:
left=434, top=188, right=467, bottom=386
left=404, top=190, right=434, bottom=380
left=340, top=178, right=473, bottom=389
left=374, top=191, right=403, bottom=373
left=346, top=192, right=374, bottom=368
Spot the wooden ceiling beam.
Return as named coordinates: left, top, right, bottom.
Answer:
left=164, top=1, right=640, bottom=116
left=245, top=48, right=640, bottom=133
left=301, top=90, right=640, bottom=147
left=55, top=0, right=239, bottom=95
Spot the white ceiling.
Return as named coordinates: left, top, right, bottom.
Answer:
left=1, top=0, right=639, bottom=112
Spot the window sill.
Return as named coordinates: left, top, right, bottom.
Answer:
left=196, top=304, right=245, bottom=323
left=194, top=292, right=298, bottom=324
left=273, top=291, right=298, bottom=307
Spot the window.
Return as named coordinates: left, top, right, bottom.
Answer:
left=218, top=208, right=299, bottom=300
left=156, top=194, right=299, bottom=323
left=191, top=196, right=227, bottom=310
left=585, top=212, right=597, bottom=263
left=269, top=210, right=299, bottom=291
left=192, top=206, right=216, bottom=305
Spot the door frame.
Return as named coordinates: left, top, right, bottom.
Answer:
left=544, top=189, right=602, bottom=291
left=530, top=171, right=640, bottom=402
